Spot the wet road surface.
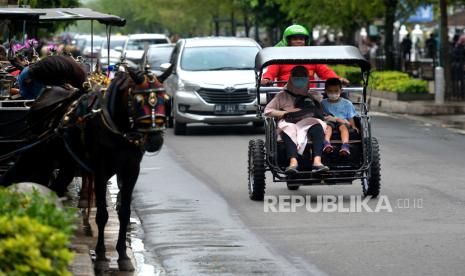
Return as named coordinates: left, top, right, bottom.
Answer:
left=132, top=114, right=465, bottom=275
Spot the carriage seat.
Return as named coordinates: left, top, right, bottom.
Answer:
left=265, top=90, right=362, bottom=143
left=275, top=120, right=361, bottom=145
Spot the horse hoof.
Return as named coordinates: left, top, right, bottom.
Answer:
left=118, top=258, right=135, bottom=271
left=94, top=259, right=109, bottom=273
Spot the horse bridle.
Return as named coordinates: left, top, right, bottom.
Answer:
left=127, top=72, right=167, bottom=133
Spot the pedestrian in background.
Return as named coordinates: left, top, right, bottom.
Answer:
left=425, top=33, right=437, bottom=60
left=401, top=34, right=412, bottom=62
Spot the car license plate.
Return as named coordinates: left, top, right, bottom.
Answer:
left=214, top=104, right=246, bottom=115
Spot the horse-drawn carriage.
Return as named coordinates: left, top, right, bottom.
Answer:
left=247, top=46, right=381, bottom=200
left=0, top=8, right=168, bottom=272
left=0, top=7, right=127, bottom=172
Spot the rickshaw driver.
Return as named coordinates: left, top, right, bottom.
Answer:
left=260, top=24, right=349, bottom=87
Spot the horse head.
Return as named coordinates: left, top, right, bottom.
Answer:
left=103, top=67, right=167, bottom=152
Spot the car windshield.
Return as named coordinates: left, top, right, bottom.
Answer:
left=147, top=47, right=174, bottom=69
left=102, top=39, right=126, bottom=50
left=181, top=46, right=258, bottom=71
left=127, top=39, right=169, bottom=50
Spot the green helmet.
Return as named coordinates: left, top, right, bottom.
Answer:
left=276, top=24, right=310, bottom=46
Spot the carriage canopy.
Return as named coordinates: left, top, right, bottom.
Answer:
left=254, top=45, right=370, bottom=72
left=35, top=8, right=126, bottom=26
left=0, top=8, right=45, bottom=20
left=0, top=7, right=125, bottom=26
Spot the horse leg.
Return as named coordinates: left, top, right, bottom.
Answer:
left=94, top=173, right=110, bottom=272
left=116, top=166, right=139, bottom=272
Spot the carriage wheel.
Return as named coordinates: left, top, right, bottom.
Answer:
left=363, top=137, right=381, bottom=198
left=286, top=182, right=300, bottom=191
left=248, top=139, right=266, bottom=201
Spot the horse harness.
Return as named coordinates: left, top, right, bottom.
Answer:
left=60, top=71, right=167, bottom=149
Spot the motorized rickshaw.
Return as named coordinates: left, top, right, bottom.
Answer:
left=247, top=46, right=381, bottom=200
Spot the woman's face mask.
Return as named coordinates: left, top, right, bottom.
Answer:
left=290, top=76, right=309, bottom=89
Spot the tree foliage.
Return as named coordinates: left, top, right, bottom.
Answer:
left=23, top=0, right=81, bottom=37
left=271, top=0, right=384, bottom=44
left=84, top=0, right=242, bottom=36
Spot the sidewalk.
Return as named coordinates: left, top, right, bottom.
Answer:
left=351, top=93, right=465, bottom=132
left=66, top=178, right=137, bottom=276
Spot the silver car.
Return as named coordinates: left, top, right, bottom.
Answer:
left=163, top=37, right=262, bottom=135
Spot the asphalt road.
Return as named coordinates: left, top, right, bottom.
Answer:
left=132, top=114, right=465, bottom=276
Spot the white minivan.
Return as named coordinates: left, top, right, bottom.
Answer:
left=163, top=37, right=262, bottom=135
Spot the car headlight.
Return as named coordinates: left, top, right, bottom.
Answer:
left=178, top=80, right=200, bottom=92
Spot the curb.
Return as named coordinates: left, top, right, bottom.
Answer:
left=66, top=178, right=137, bottom=276
left=351, top=94, right=465, bottom=115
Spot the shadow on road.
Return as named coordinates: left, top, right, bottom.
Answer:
left=172, top=124, right=265, bottom=136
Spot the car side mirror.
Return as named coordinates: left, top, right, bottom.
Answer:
left=114, top=46, right=123, bottom=52
left=160, top=63, right=171, bottom=72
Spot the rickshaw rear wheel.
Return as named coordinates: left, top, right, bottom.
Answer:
left=363, top=137, right=381, bottom=198
left=248, top=139, right=266, bottom=200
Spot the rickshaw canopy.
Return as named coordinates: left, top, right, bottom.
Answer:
left=255, top=45, right=370, bottom=72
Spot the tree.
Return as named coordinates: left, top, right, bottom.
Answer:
left=384, top=0, right=398, bottom=69
left=384, top=0, right=433, bottom=69
left=271, top=0, right=384, bottom=45
left=22, top=0, right=81, bottom=38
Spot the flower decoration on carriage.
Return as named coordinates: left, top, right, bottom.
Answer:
left=9, top=38, right=40, bottom=62
left=47, top=43, right=58, bottom=56
left=26, top=39, right=38, bottom=48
